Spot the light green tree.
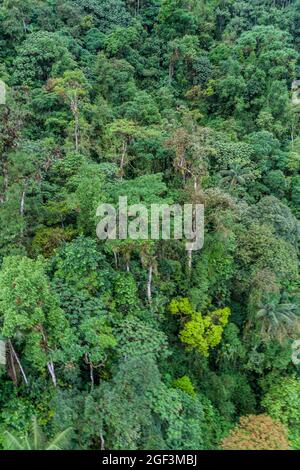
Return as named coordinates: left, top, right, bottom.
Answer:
left=169, top=298, right=230, bottom=356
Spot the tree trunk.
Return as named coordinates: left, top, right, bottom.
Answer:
left=87, top=354, right=94, bottom=389
left=0, top=160, right=9, bottom=203
left=8, top=340, right=28, bottom=386
left=47, top=360, right=57, bottom=387
left=89, top=362, right=94, bottom=389
left=22, top=19, right=28, bottom=34
left=100, top=434, right=105, bottom=451
left=187, top=249, right=192, bottom=272
left=39, top=327, right=57, bottom=387
left=194, top=177, right=198, bottom=193
left=114, top=251, right=118, bottom=269
left=74, top=112, right=79, bottom=153
left=7, top=341, right=18, bottom=385
left=119, top=141, right=127, bottom=180
left=84, top=353, right=94, bottom=389
left=20, top=188, right=26, bottom=216
left=147, top=264, right=153, bottom=304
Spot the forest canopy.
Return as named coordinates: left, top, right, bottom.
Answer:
left=0, top=0, right=299, bottom=451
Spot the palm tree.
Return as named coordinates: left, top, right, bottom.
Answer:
left=219, top=162, right=253, bottom=189
left=3, top=417, right=72, bottom=450
left=257, top=300, right=300, bottom=342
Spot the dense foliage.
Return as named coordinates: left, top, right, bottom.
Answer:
left=0, top=0, right=299, bottom=450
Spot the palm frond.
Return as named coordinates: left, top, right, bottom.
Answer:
left=3, top=431, right=26, bottom=450
left=46, top=427, right=73, bottom=451
left=30, top=416, right=44, bottom=450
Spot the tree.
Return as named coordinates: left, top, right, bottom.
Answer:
left=93, top=54, right=137, bottom=104
left=0, top=256, right=78, bottom=386
left=12, top=31, right=75, bottom=86
left=51, top=236, right=115, bottom=385
left=166, top=35, right=199, bottom=84
left=82, top=354, right=210, bottom=450
left=0, top=0, right=35, bottom=40
left=115, top=316, right=168, bottom=360
left=112, top=272, right=140, bottom=314
left=82, top=355, right=163, bottom=450
left=157, top=0, right=197, bottom=40
left=0, top=91, right=26, bottom=205
left=245, top=196, right=299, bottom=247
left=72, top=162, right=105, bottom=234
left=107, top=119, right=140, bottom=179
left=165, top=125, right=213, bottom=191
left=48, top=70, right=90, bottom=153
left=3, top=416, right=72, bottom=450
left=191, top=233, right=236, bottom=311
left=213, top=26, right=297, bottom=135
left=219, top=162, right=254, bottom=190
left=221, top=414, right=290, bottom=450
left=256, top=296, right=300, bottom=342
left=169, top=298, right=230, bottom=356
left=107, top=119, right=160, bottom=179
left=262, top=376, right=300, bottom=448
left=77, top=0, right=132, bottom=34
left=80, top=317, right=117, bottom=388
left=235, top=223, right=298, bottom=292
left=173, top=375, right=196, bottom=396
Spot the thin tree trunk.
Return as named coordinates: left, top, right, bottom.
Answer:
left=22, top=19, right=27, bottom=34
left=88, top=355, right=94, bottom=389
left=89, top=363, right=94, bottom=389
left=194, top=177, right=198, bottom=193
left=8, top=340, right=28, bottom=386
left=47, top=360, right=57, bottom=387
left=40, top=327, right=57, bottom=387
left=119, top=141, right=127, bottom=180
left=114, top=251, right=118, bottom=269
left=147, top=264, right=153, bottom=304
left=74, top=112, right=79, bottom=153
left=7, top=342, right=18, bottom=385
left=0, top=160, right=9, bottom=203
left=100, top=434, right=105, bottom=451
left=187, top=249, right=192, bottom=272
left=84, top=353, right=94, bottom=389
left=20, top=188, right=26, bottom=216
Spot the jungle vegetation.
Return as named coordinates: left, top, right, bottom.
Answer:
left=0, top=0, right=299, bottom=450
